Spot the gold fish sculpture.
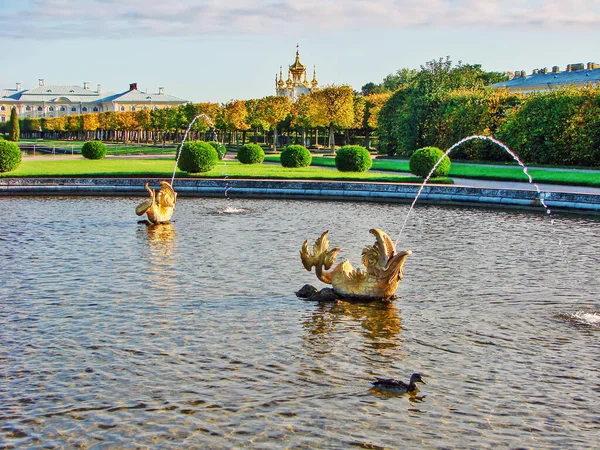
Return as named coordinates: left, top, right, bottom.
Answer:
left=135, top=181, right=177, bottom=224
left=300, top=229, right=411, bottom=300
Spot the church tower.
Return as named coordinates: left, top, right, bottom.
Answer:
left=275, top=45, right=318, bottom=102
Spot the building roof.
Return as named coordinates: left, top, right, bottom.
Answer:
left=1, top=83, right=187, bottom=104
left=491, top=65, right=600, bottom=93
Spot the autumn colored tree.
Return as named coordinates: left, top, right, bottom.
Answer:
left=312, top=85, right=355, bottom=153
left=245, top=98, right=268, bottom=144
left=224, top=100, right=250, bottom=148
left=257, top=96, right=291, bottom=151
left=363, top=92, right=391, bottom=148
left=82, top=114, right=100, bottom=140
left=291, top=94, right=319, bottom=147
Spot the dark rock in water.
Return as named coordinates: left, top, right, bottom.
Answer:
left=296, top=285, right=339, bottom=302
left=296, top=284, right=318, bottom=298
left=309, top=288, right=338, bottom=302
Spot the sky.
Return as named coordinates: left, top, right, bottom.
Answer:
left=1, top=0, right=599, bottom=103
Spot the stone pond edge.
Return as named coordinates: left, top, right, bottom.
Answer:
left=1, top=177, right=599, bottom=214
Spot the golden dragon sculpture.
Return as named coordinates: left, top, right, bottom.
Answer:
left=300, top=229, right=411, bottom=300
left=135, top=181, right=177, bottom=224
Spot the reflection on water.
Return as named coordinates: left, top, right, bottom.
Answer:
left=0, top=197, right=598, bottom=448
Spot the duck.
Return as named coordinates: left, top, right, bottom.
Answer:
left=370, top=373, right=426, bottom=393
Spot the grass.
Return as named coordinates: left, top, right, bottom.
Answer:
left=264, top=155, right=600, bottom=187
left=2, top=157, right=441, bottom=183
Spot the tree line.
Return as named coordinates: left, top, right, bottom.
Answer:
left=3, top=56, right=599, bottom=167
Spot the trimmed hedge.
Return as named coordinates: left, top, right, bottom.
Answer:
left=0, top=140, right=21, bottom=172
left=208, top=141, right=227, bottom=160
left=177, top=141, right=219, bottom=173
left=81, top=140, right=107, bottom=160
left=237, top=143, right=264, bottom=164
left=281, top=145, right=312, bottom=168
left=335, top=145, right=372, bottom=172
left=409, top=146, right=451, bottom=178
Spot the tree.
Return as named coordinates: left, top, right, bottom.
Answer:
left=312, top=85, right=355, bottom=153
left=363, top=92, right=391, bottom=148
left=290, top=94, right=319, bottom=147
left=257, top=96, right=291, bottom=151
left=378, top=56, right=504, bottom=155
left=9, top=108, right=19, bottom=141
left=224, top=100, right=250, bottom=148
left=245, top=98, right=269, bottom=144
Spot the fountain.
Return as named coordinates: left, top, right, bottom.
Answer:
left=135, top=113, right=223, bottom=224
left=299, top=229, right=411, bottom=301
left=299, top=135, right=568, bottom=302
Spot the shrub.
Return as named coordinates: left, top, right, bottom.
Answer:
left=9, top=108, right=19, bottom=142
left=208, top=141, right=227, bottom=160
left=335, top=145, right=372, bottom=172
left=281, top=145, right=312, bottom=168
left=177, top=141, right=219, bottom=173
left=409, top=146, right=451, bottom=178
left=81, top=140, right=107, bottom=160
left=237, top=143, right=264, bottom=164
left=0, top=140, right=22, bottom=172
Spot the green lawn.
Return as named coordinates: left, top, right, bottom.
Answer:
left=2, top=158, right=439, bottom=183
left=264, top=155, right=600, bottom=187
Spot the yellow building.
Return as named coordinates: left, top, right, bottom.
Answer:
left=275, top=45, right=319, bottom=102
left=0, top=80, right=187, bottom=123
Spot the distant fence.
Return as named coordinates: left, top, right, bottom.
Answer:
left=20, top=145, right=80, bottom=156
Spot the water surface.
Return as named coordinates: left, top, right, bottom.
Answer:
left=1, top=197, right=599, bottom=448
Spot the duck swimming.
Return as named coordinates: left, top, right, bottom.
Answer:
left=371, top=373, right=426, bottom=393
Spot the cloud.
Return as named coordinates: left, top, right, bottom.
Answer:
left=1, top=0, right=598, bottom=39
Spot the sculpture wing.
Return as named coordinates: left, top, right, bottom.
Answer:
left=157, top=181, right=177, bottom=208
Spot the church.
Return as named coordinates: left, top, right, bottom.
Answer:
left=275, top=45, right=319, bottom=102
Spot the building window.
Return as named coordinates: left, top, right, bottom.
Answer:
left=26, top=106, right=31, bottom=111
left=153, top=106, right=158, bottom=110
left=0, top=106, right=5, bottom=111
left=93, top=107, right=99, bottom=112
left=60, top=106, right=66, bottom=112
left=131, top=106, right=136, bottom=111
left=82, top=107, right=88, bottom=112
left=37, top=106, right=43, bottom=111
left=120, top=106, right=125, bottom=111
left=1, top=116, right=5, bottom=122
left=49, top=106, right=55, bottom=112
left=71, top=107, right=77, bottom=112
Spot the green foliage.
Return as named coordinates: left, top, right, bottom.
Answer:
left=9, top=108, right=19, bottom=142
left=496, top=86, right=600, bottom=167
left=81, top=140, right=107, bottom=160
left=177, top=141, right=219, bottom=173
left=281, top=145, right=312, bottom=168
left=409, top=147, right=451, bottom=178
left=0, top=140, right=22, bottom=172
left=335, top=145, right=372, bottom=172
left=208, top=141, right=227, bottom=160
left=237, top=143, right=264, bottom=164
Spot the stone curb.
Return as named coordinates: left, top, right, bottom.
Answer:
left=1, top=177, right=599, bottom=214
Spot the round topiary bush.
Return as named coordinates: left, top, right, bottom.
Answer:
left=409, top=146, right=451, bottom=178
left=177, top=141, right=219, bottom=173
left=335, top=145, right=372, bottom=172
left=81, top=140, right=107, bottom=160
left=0, top=140, right=22, bottom=172
left=281, top=145, right=312, bottom=168
left=237, top=143, right=264, bottom=165
left=208, top=141, right=227, bottom=160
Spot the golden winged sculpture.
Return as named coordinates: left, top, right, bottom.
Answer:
left=300, top=229, right=411, bottom=300
left=135, top=181, right=177, bottom=224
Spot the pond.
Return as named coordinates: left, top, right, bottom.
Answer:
left=1, top=196, right=599, bottom=448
